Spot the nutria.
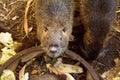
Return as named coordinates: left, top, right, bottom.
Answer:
left=35, top=0, right=116, bottom=59
left=35, top=0, right=74, bottom=57
left=80, top=0, right=116, bottom=59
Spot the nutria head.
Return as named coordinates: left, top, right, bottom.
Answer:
left=37, top=23, right=72, bottom=57
left=35, top=0, right=74, bottom=57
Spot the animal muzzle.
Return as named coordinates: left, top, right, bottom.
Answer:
left=46, top=43, right=63, bottom=57
left=49, top=45, right=58, bottom=54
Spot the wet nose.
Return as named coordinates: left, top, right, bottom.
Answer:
left=50, top=50, right=57, bottom=54
left=49, top=44, right=58, bottom=54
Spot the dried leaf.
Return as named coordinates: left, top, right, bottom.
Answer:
left=0, top=69, right=16, bottom=80
left=46, top=58, right=83, bottom=80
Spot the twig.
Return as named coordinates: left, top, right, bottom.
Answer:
left=0, top=46, right=44, bottom=75
left=65, top=49, right=100, bottom=80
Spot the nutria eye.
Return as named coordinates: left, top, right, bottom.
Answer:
left=44, top=27, right=48, bottom=32
left=62, top=27, right=66, bottom=32
left=60, top=37, right=62, bottom=40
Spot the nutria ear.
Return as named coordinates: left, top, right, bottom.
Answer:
left=69, top=35, right=74, bottom=41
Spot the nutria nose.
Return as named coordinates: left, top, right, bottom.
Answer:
left=49, top=44, right=58, bottom=54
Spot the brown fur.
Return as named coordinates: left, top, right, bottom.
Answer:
left=80, top=0, right=116, bottom=59
left=35, top=0, right=116, bottom=59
